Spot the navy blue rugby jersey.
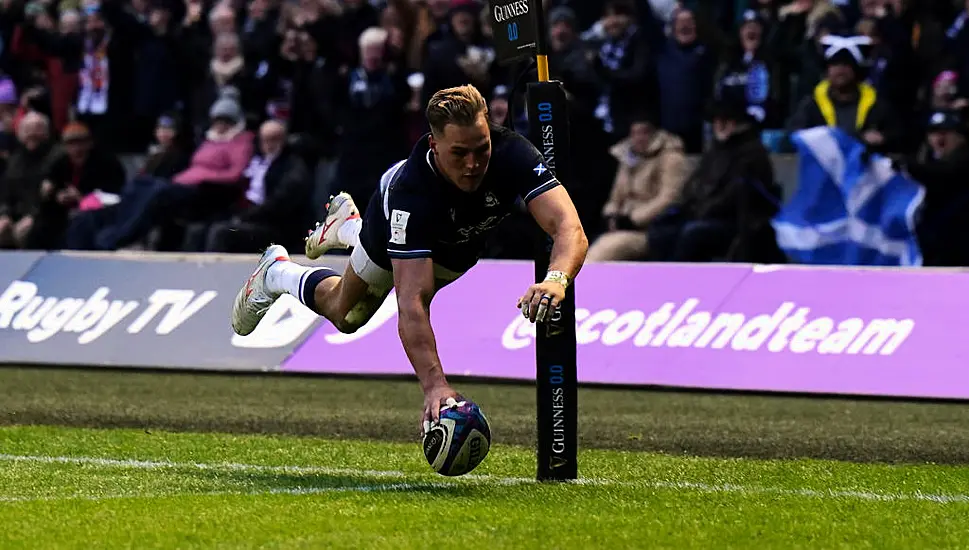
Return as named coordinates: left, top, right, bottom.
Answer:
left=359, top=124, right=560, bottom=273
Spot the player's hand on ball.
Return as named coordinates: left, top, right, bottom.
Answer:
left=421, top=384, right=461, bottom=435
left=518, top=280, right=566, bottom=324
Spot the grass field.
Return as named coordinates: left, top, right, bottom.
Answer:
left=3, top=367, right=969, bottom=548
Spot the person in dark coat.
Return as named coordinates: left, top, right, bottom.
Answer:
left=419, top=0, right=499, bottom=110
left=588, top=0, right=657, bottom=143
left=905, top=109, right=969, bottom=267
left=0, top=111, right=58, bottom=249
left=99, top=0, right=183, bottom=153
left=645, top=81, right=781, bottom=262
left=26, top=121, right=126, bottom=249
left=330, top=26, right=410, bottom=215
left=639, top=4, right=715, bottom=154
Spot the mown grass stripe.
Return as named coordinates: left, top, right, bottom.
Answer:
left=0, top=482, right=451, bottom=504
left=3, top=454, right=968, bottom=504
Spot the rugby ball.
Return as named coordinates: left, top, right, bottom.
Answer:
left=422, top=399, right=492, bottom=476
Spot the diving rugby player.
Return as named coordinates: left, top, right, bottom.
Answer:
left=231, top=84, right=588, bottom=430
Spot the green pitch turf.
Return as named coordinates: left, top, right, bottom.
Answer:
left=3, top=425, right=969, bottom=549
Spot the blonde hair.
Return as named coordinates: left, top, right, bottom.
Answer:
left=426, top=85, right=489, bottom=136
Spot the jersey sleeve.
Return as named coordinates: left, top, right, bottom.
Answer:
left=507, top=134, right=561, bottom=204
left=384, top=184, right=435, bottom=261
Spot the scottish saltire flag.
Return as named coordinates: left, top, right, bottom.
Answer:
left=772, top=126, right=926, bottom=266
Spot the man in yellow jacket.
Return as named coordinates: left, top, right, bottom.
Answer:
left=786, top=34, right=901, bottom=152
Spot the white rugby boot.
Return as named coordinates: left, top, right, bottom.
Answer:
left=305, top=192, right=360, bottom=260
left=231, top=244, right=290, bottom=336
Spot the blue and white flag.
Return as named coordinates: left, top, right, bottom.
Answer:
left=772, top=126, right=926, bottom=266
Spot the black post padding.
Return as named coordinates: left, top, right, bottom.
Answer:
left=526, top=80, right=577, bottom=482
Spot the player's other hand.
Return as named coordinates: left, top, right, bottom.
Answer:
left=518, top=280, right=566, bottom=324
left=421, top=383, right=460, bottom=436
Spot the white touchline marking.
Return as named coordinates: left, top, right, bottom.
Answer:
left=1, top=454, right=968, bottom=504
left=0, top=482, right=452, bottom=504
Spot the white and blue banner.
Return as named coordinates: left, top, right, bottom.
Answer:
left=772, top=126, right=926, bottom=266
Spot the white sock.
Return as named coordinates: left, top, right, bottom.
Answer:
left=266, top=260, right=314, bottom=298
left=337, top=217, right=363, bottom=248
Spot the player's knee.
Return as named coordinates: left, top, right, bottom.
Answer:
left=335, top=293, right=383, bottom=334
left=331, top=318, right=363, bottom=334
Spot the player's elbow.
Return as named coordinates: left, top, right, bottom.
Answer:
left=557, top=218, right=588, bottom=257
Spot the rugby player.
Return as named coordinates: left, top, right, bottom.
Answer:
left=230, top=84, right=588, bottom=430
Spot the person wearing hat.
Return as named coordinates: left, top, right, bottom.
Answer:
left=904, top=109, right=969, bottom=267
left=786, top=33, right=901, bottom=151
left=643, top=80, right=781, bottom=262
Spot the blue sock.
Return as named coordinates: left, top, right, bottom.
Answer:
left=299, top=267, right=340, bottom=312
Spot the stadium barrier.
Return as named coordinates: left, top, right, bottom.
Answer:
left=1, top=251, right=967, bottom=400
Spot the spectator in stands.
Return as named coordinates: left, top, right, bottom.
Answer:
left=199, top=119, right=312, bottom=253
left=916, top=69, right=969, bottom=138
left=48, top=2, right=138, bottom=154
left=141, top=112, right=193, bottom=180
left=715, top=10, right=782, bottom=129
left=547, top=6, right=599, bottom=115
left=906, top=110, right=969, bottom=267
left=287, top=30, right=340, bottom=169
left=590, top=0, right=655, bottom=144
left=240, top=0, right=279, bottom=63
left=928, top=70, right=968, bottom=111
left=787, top=33, right=901, bottom=152
left=77, top=88, right=254, bottom=250
left=64, top=111, right=192, bottom=250
left=644, top=83, right=780, bottom=262
left=548, top=0, right=605, bottom=34
left=193, top=32, right=256, bottom=141
left=100, top=0, right=182, bottom=153
left=332, top=0, right=381, bottom=71
left=641, top=4, right=714, bottom=153
left=420, top=0, right=498, bottom=110
left=331, top=26, right=409, bottom=214
left=27, top=120, right=125, bottom=249
left=586, top=112, right=687, bottom=262
left=9, top=6, right=81, bottom=136
left=250, top=26, right=299, bottom=128
left=776, top=0, right=845, bottom=107
left=855, top=11, right=919, bottom=151
left=488, top=84, right=509, bottom=127
left=417, top=0, right=465, bottom=56
left=0, top=111, right=57, bottom=249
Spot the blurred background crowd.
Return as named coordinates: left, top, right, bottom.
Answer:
left=0, top=0, right=967, bottom=267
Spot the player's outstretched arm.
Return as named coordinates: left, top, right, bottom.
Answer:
left=519, top=185, right=589, bottom=322
left=392, top=257, right=460, bottom=431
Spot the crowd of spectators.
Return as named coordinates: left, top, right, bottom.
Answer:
left=0, top=0, right=966, bottom=266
